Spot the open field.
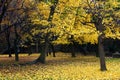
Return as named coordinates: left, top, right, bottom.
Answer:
left=0, top=52, right=120, bottom=80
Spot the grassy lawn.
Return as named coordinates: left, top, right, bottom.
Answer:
left=0, top=52, right=120, bottom=80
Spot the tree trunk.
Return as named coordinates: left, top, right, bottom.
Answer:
left=50, top=43, right=56, bottom=57
left=28, top=45, right=32, bottom=55
left=14, top=25, right=19, bottom=61
left=5, top=28, right=12, bottom=57
left=71, top=42, right=76, bottom=57
left=35, top=0, right=59, bottom=63
left=98, top=34, right=107, bottom=71
left=93, top=16, right=107, bottom=71
left=8, top=40, right=12, bottom=57
left=96, top=44, right=99, bottom=57
left=35, top=35, right=49, bottom=63
left=14, top=39, right=19, bottom=61
left=36, top=41, right=39, bottom=53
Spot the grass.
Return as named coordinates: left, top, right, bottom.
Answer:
left=0, top=52, right=120, bottom=80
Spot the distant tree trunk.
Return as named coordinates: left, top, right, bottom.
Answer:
left=36, top=41, right=39, bottom=53
left=47, top=43, right=56, bottom=57
left=82, top=44, right=88, bottom=56
left=71, top=42, right=76, bottom=57
left=35, top=0, right=59, bottom=63
left=5, top=27, right=12, bottom=57
left=69, top=35, right=76, bottom=57
left=98, top=34, right=107, bottom=71
left=14, top=39, right=19, bottom=61
left=96, top=44, right=99, bottom=57
left=50, top=43, right=55, bottom=57
left=28, top=45, right=32, bottom=55
left=47, top=45, right=51, bottom=56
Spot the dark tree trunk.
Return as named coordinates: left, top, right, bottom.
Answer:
left=36, top=41, right=39, bottom=53
left=71, top=42, right=76, bottom=57
left=35, top=0, right=59, bottom=63
left=14, top=40, right=19, bottom=61
left=35, top=35, right=49, bottom=63
left=96, top=44, right=99, bottom=57
left=5, top=27, right=12, bottom=57
left=14, top=25, right=19, bottom=61
left=28, top=45, right=32, bottom=55
left=93, top=16, right=107, bottom=71
left=47, top=43, right=56, bottom=57
left=70, top=35, right=76, bottom=57
left=46, top=44, right=50, bottom=57
left=8, top=47, right=12, bottom=57
left=82, top=44, right=88, bottom=56
left=52, top=45, right=56, bottom=57
left=98, top=34, right=107, bottom=71
left=50, top=43, right=56, bottom=57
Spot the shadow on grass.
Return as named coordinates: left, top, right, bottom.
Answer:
left=0, top=54, right=99, bottom=68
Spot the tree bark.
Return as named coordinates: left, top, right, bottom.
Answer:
left=14, top=25, right=19, bottom=61
left=98, top=34, right=107, bottom=71
left=36, top=41, right=39, bottom=53
left=14, top=40, right=19, bottom=61
left=35, top=0, right=59, bottom=63
left=96, top=44, right=99, bottom=57
left=35, top=35, right=49, bottom=63
left=50, top=43, right=56, bottom=57
left=5, top=27, right=12, bottom=57
left=28, top=45, right=32, bottom=55
left=94, top=16, right=107, bottom=71
left=71, top=42, right=76, bottom=57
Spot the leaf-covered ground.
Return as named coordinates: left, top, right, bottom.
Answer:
left=0, top=52, right=120, bottom=80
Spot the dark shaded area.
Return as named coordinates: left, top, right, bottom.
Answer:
left=1, top=38, right=120, bottom=58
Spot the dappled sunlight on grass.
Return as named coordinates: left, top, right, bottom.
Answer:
left=0, top=52, right=120, bottom=79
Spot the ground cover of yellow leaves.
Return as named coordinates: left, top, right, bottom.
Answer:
left=0, top=53, right=120, bottom=80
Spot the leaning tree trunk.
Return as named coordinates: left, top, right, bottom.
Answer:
left=98, top=34, right=107, bottom=71
left=35, top=0, right=59, bottom=63
left=35, top=35, right=49, bottom=63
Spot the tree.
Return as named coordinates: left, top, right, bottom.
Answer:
left=0, top=0, right=35, bottom=61
left=0, top=0, right=12, bottom=29
left=30, top=0, right=59, bottom=63
left=78, top=0, right=120, bottom=71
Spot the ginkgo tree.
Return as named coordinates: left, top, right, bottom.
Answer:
left=77, top=0, right=120, bottom=71
left=29, top=0, right=59, bottom=63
